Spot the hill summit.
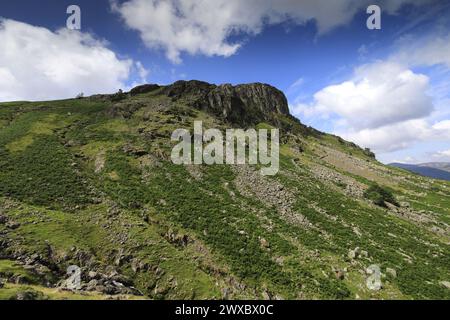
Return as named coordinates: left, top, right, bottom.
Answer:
left=0, top=81, right=449, bottom=300
left=130, top=80, right=290, bottom=125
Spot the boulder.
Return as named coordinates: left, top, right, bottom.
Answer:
left=440, top=281, right=450, bottom=289
left=15, top=290, right=45, bottom=300
left=348, top=247, right=360, bottom=260
left=6, top=221, right=20, bottom=230
left=334, top=269, right=345, bottom=280
left=386, top=268, right=397, bottom=278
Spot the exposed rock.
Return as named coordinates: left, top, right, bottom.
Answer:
left=386, top=268, right=397, bottom=278
left=162, top=80, right=289, bottom=125
left=15, top=290, right=45, bottom=300
left=311, top=164, right=365, bottom=198
left=6, top=221, right=20, bottom=230
left=348, top=247, right=360, bottom=260
left=131, top=259, right=150, bottom=273
left=440, top=281, right=450, bottom=289
left=86, top=279, right=98, bottom=291
left=114, top=248, right=132, bottom=266
left=233, top=165, right=310, bottom=228
left=122, top=143, right=148, bottom=157
left=94, top=151, right=106, bottom=173
left=164, top=229, right=189, bottom=247
left=129, top=84, right=160, bottom=96
left=221, top=288, right=230, bottom=300
left=259, top=237, right=270, bottom=249
left=332, top=267, right=346, bottom=280
left=262, top=290, right=272, bottom=300
left=14, top=275, right=30, bottom=284
left=106, top=101, right=145, bottom=119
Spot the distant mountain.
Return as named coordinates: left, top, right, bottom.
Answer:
left=390, top=162, right=450, bottom=181
left=418, top=162, right=450, bottom=173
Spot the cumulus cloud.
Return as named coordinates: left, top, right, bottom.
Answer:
left=332, top=116, right=450, bottom=154
left=432, top=120, right=450, bottom=131
left=112, top=0, right=429, bottom=63
left=294, top=61, right=433, bottom=130
left=337, top=119, right=433, bottom=153
left=0, top=19, right=133, bottom=102
left=293, top=60, right=450, bottom=154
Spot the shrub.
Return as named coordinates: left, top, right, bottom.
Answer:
left=363, top=148, right=376, bottom=159
left=111, top=89, right=127, bottom=102
left=364, top=183, right=399, bottom=207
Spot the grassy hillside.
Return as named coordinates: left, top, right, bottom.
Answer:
left=0, top=83, right=449, bottom=300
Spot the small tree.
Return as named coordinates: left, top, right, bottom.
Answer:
left=363, top=148, right=376, bottom=159
left=76, top=92, right=84, bottom=99
left=364, top=183, right=399, bottom=207
left=111, top=89, right=126, bottom=102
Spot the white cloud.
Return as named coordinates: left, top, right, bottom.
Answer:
left=393, top=33, right=450, bottom=68
left=112, top=0, right=429, bottom=63
left=293, top=59, right=450, bottom=154
left=296, top=61, right=433, bottom=130
left=135, top=61, right=150, bottom=83
left=289, top=78, right=304, bottom=90
left=0, top=19, right=133, bottom=102
left=432, top=149, right=450, bottom=161
left=337, top=119, right=433, bottom=153
left=436, top=150, right=450, bottom=157
left=335, top=118, right=450, bottom=154
left=432, top=120, right=450, bottom=131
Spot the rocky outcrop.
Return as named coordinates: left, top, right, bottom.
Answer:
left=129, top=84, right=160, bottom=96
left=161, top=80, right=290, bottom=124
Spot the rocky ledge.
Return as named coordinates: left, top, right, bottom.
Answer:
left=129, top=80, right=290, bottom=125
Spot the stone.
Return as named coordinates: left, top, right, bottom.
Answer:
left=6, top=221, right=20, bottom=229
left=86, top=279, right=98, bottom=291
left=259, top=237, right=269, bottom=249
left=129, top=84, right=160, bottom=96
left=15, top=290, right=43, bottom=300
left=14, top=275, right=29, bottom=284
left=262, top=290, right=272, bottom=300
left=348, top=247, right=360, bottom=260
left=440, top=281, right=450, bottom=289
left=386, top=268, right=397, bottom=278
left=221, top=288, right=230, bottom=300
left=334, top=269, right=345, bottom=280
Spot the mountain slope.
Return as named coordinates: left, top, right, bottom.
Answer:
left=0, top=81, right=449, bottom=300
left=420, top=163, right=450, bottom=173
left=390, top=163, right=450, bottom=181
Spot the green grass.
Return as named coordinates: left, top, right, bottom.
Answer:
left=0, top=94, right=449, bottom=300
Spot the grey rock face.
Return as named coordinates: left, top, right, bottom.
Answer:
left=233, top=83, right=289, bottom=115
left=161, top=80, right=289, bottom=124
left=129, top=84, right=160, bottom=96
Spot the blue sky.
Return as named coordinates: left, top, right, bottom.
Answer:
left=0, top=0, right=449, bottom=164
